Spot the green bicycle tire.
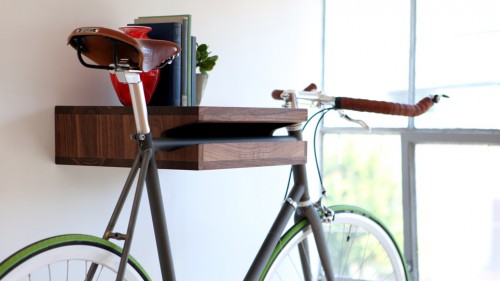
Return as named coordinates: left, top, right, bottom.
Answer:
left=0, top=234, right=150, bottom=280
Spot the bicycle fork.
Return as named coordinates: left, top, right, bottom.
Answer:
left=294, top=202, right=335, bottom=281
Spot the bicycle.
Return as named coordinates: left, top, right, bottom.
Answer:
left=0, top=26, right=443, bottom=281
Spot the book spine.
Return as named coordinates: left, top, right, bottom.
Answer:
left=129, top=22, right=182, bottom=106
left=134, top=15, right=193, bottom=106
left=191, top=36, right=197, bottom=106
left=180, top=19, right=188, bottom=106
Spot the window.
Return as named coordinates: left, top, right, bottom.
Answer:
left=415, top=0, right=500, bottom=130
left=322, top=134, right=404, bottom=247
left=416, top=144, right=500, bottom=280
left=322, top=0, right=500, bottom=280
left=323, top=0, right=410, bottom=128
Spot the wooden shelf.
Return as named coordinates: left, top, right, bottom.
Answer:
left=55, top=106, right=308, bottom=170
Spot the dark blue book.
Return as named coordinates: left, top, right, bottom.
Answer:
left=135, top=15, right=192, bottom=106
left=129, top=22, right=182, bottom=106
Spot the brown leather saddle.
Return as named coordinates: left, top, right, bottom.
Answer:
left=68, top=27, right=181, bottom=72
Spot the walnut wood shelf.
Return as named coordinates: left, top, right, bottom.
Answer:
left=55, top=106, right=308, bottom=170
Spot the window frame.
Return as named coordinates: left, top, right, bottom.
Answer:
left=320, top=0, right=500, bottom=280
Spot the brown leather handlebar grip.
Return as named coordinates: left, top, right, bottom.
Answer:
left=334, top=96, right=435, bottom=117
left=271, top=90, right=284, bottom=100
left=272, top=83, right=317, bottom=100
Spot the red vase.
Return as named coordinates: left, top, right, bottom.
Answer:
left=109, top=26, right=160, bottom=105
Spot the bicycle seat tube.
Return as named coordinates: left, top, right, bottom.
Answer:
left=110, top=67, right=177, bottom=281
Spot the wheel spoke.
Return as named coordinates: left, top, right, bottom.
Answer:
left=288, top=253, right=305, bottom=281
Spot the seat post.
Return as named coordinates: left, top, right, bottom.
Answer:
left=114, top=69, right=150, bottom=134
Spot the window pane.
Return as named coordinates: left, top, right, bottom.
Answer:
left=416, top=144, right=500, bottom=280
left=322, top=134, right=403, bottom=246
left=323, top=0, right=410, bottom=128
left=415, top=0, right=500, bottom=129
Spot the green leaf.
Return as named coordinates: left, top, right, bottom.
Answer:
left=196, top=44, right=217, bottom=73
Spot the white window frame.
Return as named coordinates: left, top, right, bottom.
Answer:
left=320, top=0, right=500, bottom=280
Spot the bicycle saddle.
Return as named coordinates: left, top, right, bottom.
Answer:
left=68, top=27, right=181, bottom=72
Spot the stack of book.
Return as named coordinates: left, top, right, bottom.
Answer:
left=131, top=15, right=197, bottom=106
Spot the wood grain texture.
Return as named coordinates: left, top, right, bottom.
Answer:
left=55, top=106, right=308, bottom=170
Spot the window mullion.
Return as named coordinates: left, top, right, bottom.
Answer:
left=408, top=0, right=417, bottom=129
left=403, top=0, right=419, bottom=279
left=401, top=132, right=419, bottom=281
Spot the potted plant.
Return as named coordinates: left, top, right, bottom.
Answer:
left=196, top=43, right=218, bottom=105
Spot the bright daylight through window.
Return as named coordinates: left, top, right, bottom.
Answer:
left=322, top=0, right=500, bottom=280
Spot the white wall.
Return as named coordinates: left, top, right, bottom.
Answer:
left=0, top=0, right=322, bottom=280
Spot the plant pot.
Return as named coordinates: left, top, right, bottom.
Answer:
left=109, top=26, right=160, bottom=106
left=196, top=73, right=209, bottom=105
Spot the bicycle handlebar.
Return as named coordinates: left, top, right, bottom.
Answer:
left=272, top=84, right=443, bottom=117
left=334, top=96, right=435, bottom=117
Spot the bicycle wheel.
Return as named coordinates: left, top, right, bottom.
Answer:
left=0, top=234, right=150, bottom=281
left=260, top=205, right=408, bottom=281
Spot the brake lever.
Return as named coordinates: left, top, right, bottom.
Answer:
left=338, top=110, right=371, bottom=132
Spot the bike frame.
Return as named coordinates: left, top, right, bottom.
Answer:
left=103, top=70, right=335, bottom=281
